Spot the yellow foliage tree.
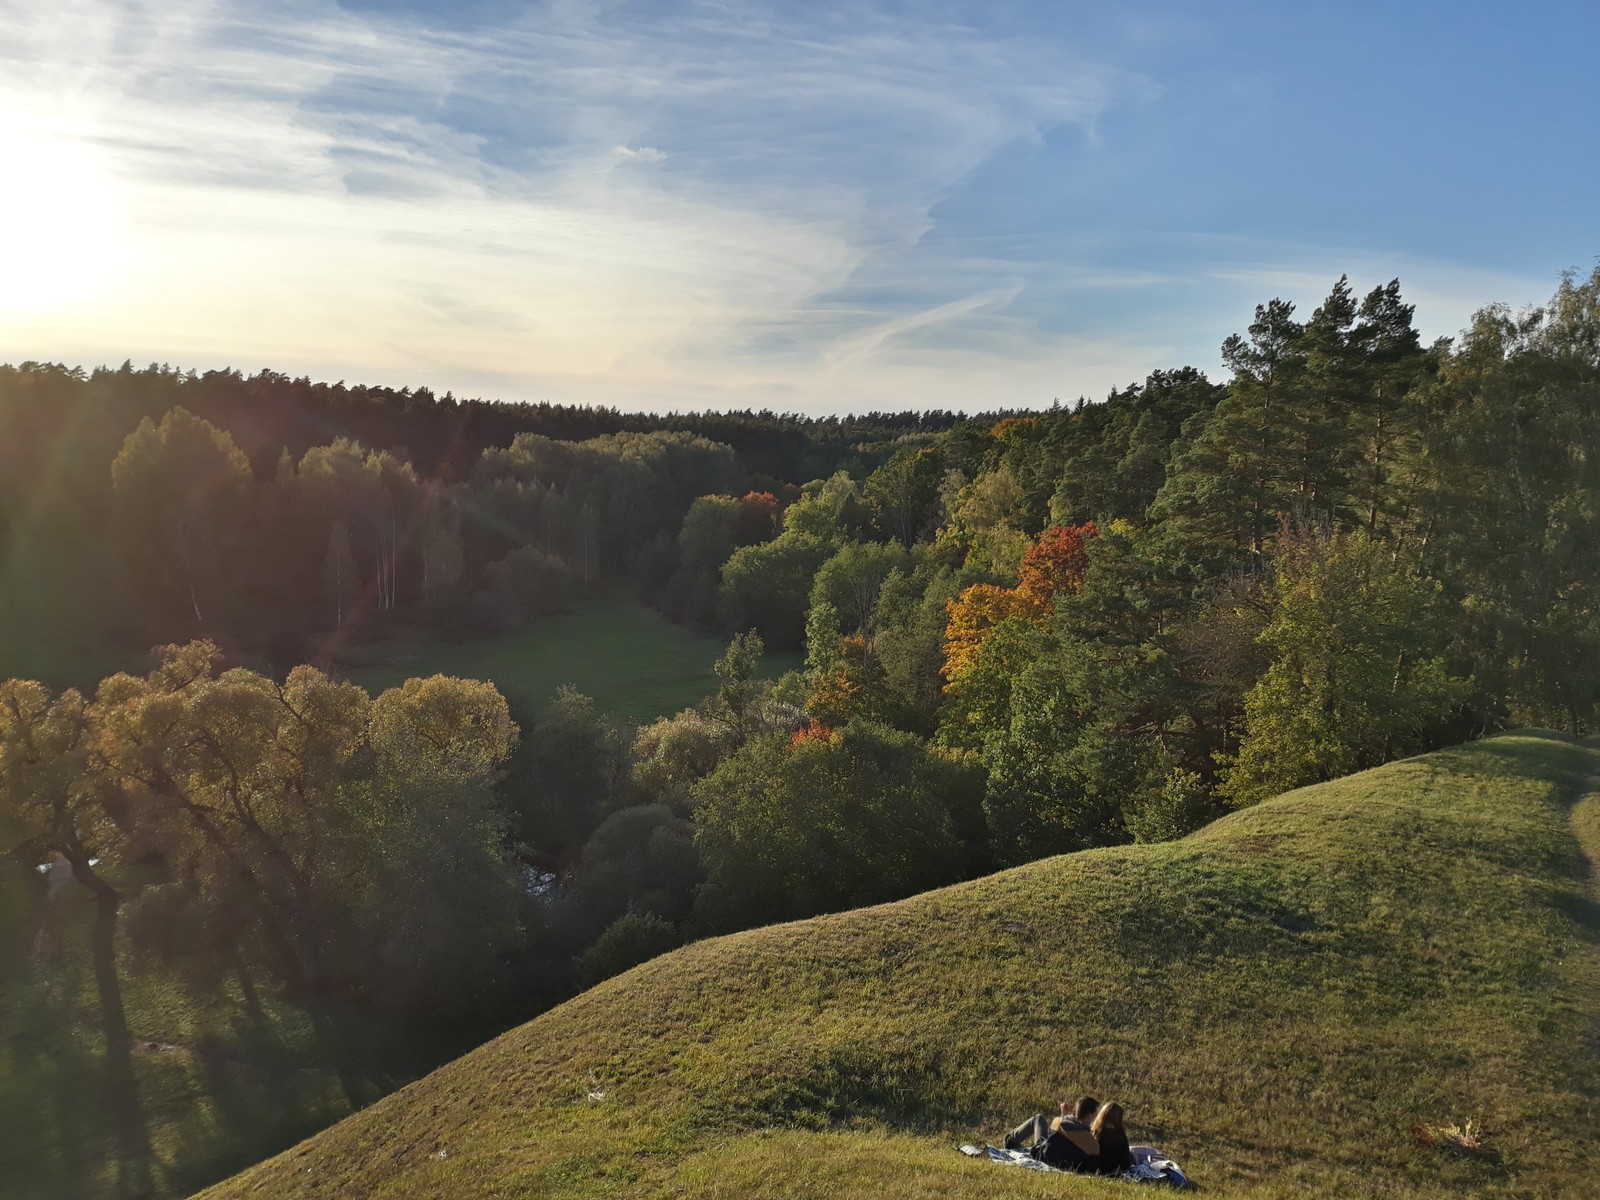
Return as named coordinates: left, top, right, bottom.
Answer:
left=941, top=583, right=1044, bottom=688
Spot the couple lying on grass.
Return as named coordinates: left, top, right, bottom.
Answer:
left=1002, top=1094, right=1133, bottom=1175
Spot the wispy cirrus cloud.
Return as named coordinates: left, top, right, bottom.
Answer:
left=0, top=1, right=1579, bottom=412
left=0, top=0, right=1143, bottom=408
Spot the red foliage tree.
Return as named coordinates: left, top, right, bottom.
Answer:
left=791, top=719, right=836, bottom=745
left=734, top=491, right=782, bottom=545
left=1017, top=521, right=1098, bottom=602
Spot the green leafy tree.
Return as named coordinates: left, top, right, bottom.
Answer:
left=872, top=563, right=975, bottom=730
left=0, top=680, right=118, bottom=906
left=809, top=540, right=912, bottom=637
left=711, top=630, right=767, bottom=740
left=321, top=520, right=358, bottom=626
left=692, top=722, right=982, bottom=929
left=980, top=659, right=1155, bottom=866
left=864, top=446, right=944, bottom=546
left=467, top=546, right=578, bottom=631
left=1422, top=268, right=1600, bottom=731
left=631, top=709, right=741, bottom=813
left=1222, top=529, right=1471, bottom=806
left=575, top=911, right=679, bottom=989
left=499, top=686, right=633, bottom=861
left=666, top=494, right=742, bottom=621
left=91, top=643, right=523, bottom=1014
left=717, top=532, right=832, bottom=647
left=419, top=488, right=466, bottom=607
left=677, top=495, right=742, bottom=575
left=1150, top=296, right=1315, bottom=568
left=569, top=803, right=701, bottom=930
left=942, top=463, right=1029, bottom=573
left=781, top=471, right=870, bottom=542
left=111, top=407, right=253, bottom=625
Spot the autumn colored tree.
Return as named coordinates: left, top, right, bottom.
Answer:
left=805, top=633, right=904, bottom=728
left=941, top=523, right=1097, bottom=688
left=941, top=583, right=1043, bottom=687
left=1017, top=521, right=1098, bottom=601
left=734, top=490, right=783, bottom=545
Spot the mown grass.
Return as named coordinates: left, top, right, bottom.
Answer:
left=204, top=732, right=1600, bottom=1200
left=345, top=598, right=802, bottom=723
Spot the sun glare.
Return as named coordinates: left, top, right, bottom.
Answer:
left=0, top=118, right=126, bottom=316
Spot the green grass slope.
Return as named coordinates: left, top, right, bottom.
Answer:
left=204, top=733, right=1600, bottom=1200
left=345, top=598, right=802, bottom=723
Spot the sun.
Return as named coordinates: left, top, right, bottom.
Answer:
left=0, top=115, right=126, bottom=316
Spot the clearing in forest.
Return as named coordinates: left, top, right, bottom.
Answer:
left=345, top=598, right=802, bottom=724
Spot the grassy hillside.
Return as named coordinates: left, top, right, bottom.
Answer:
left=345, top=598, right=802, bottom=724
left=204, top=732, right=1600, bottom=1199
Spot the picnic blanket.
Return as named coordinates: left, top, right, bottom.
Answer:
left=958, top=1143, right=1190, bottom=1188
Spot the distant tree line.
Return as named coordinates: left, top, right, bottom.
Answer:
left=0, top=363, right=1009, bottom=672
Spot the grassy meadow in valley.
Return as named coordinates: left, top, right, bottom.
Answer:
left=344, top=598, right=802, bottom=725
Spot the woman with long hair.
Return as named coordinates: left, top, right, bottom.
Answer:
left=1090, top=1101, right=1133, bottom=1175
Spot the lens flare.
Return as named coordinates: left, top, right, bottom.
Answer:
left=0, top=115, right=126, bottom=315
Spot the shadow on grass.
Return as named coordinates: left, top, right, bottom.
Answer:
left=1423, top=731, right=1589, bottom=795
left=89, top=899, right=156, bottom=1200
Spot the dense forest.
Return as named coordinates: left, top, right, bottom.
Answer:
left=2, top=267, right=1598, bottom=1187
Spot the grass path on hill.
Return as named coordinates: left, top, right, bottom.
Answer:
left=344, top=599, right=801, bottom=723
left=205, top=732, right=1600, bottom=1200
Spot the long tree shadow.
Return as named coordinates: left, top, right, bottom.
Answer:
left=88, top=898, right=156, bottom=1200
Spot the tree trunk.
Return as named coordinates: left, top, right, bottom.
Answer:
left=65, top=851, right=122, bottom=908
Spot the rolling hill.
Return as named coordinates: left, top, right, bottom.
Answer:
left=203, top=731, right=1600, bottom=1199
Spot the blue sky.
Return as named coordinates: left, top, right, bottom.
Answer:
left=0, top=0, right=1594, bottom=413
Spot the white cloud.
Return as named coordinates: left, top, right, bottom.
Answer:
left=0, top=0, right=1139, bottom=411
left=0, top=1, right=1560, bottom=415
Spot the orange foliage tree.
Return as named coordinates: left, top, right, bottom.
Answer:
left=941, top=584, right=1043, bottom=686
left=941, top=522, right=1098, bottom=689
left=807, top=634, right=893, bottom=727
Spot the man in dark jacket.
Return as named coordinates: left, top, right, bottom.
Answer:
left=1001, top=1095, right=1101, bottom=1172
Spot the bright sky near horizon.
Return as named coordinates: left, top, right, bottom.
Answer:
left=1, top=1, right=1596, bottom=414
